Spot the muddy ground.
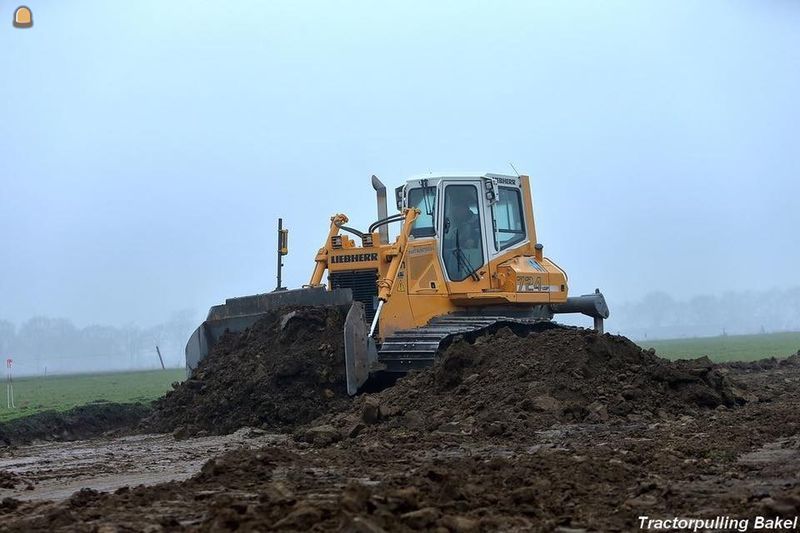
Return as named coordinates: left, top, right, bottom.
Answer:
left=0, top=429, right=287, bottom=501
left=0, top=313, right=798, bottom=531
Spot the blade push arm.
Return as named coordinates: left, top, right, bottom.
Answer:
left=369, top=208, right=418, bottom=335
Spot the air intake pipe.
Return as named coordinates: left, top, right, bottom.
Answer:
left=371, top=175, right=389, bottom=245
left=550, top=288, right=610, bottom=333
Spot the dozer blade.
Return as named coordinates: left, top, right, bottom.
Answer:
left=185, top=287, right=354, bottom=373
left=343, top=301, right=379, bottom=396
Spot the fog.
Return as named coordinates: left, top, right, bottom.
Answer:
left=2, top=1, right=799, bottom=373
left=0, top=313, right=195, bottom=376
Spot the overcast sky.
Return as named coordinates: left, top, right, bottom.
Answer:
left=1, top=1, right=799, bottom=328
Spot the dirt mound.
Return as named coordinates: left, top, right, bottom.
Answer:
left=145, top=306, right=350, bottom=437
left=720, top=351, right=800, bottom=372
left=311, top=327, right=748, bottom=443
left=0, top=403, right=150, bottom=447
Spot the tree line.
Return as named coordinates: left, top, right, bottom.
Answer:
left=613, top=287, right=800, bottom=340
left=0, top=310, right=198, bottom=376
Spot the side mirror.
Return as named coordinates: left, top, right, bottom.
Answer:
left=444, top=217, right=451, bottom=234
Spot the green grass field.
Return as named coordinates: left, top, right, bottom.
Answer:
left=0, top=368, right=184, bottom=422
left=639, top=331, right=800, bottom=363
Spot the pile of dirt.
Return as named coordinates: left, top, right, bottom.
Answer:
left=720, top=351, right=800, bottom=372
left=0, top=403, right=150, bottom=447
left=309, top=327, right=750, bottom=443
left=145, top=306, right=351, bottom=437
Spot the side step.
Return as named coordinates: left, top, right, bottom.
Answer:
left=377, top=315, right=560, bottom=372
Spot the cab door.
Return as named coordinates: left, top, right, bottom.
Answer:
left=439, top=181, right=493, bottom=296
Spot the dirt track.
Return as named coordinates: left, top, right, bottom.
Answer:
left=0, top=429, right=286, bottom=502
left=0, top=313, right=798, bottom=531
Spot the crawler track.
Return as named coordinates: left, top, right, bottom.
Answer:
left=377, top=315, right=565, bottom=372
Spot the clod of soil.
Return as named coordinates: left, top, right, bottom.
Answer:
left=0, top=403, right=150, bottom=447
left=314, top=327, right=750, bottom=442
left=145, top=306, right=350, bottom=437
left=0, top=471, right=31, bottom=490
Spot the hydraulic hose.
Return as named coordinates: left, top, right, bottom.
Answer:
left=338, top=225, right=365, bottom=239
left=368, top=214, right=406, bottom=234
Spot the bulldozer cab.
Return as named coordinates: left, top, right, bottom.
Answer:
left=398, top=174, right=523, bottom=285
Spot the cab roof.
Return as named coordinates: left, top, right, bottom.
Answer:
left=405, top=172, right=519, bottom=182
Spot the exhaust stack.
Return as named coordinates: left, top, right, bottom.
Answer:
left=371, top=175, right=389, bottom=244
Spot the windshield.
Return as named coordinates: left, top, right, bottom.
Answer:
left=442, top=184, right=484, bottom=281
left=407, top=187, right=437, bottom=237
left=493, top=187, right=526, bottom=250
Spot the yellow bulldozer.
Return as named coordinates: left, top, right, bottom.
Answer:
left=186, top=173, right=609, bottom=394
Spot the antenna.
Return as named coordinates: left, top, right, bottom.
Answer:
left=508, top=162, right=521, bottom=177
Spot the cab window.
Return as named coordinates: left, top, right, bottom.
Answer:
left=407, top=187, right=436, bottom=237
left=442, top=185, right=484, bottom=281
left=493, top=187, right=526, bottom=250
